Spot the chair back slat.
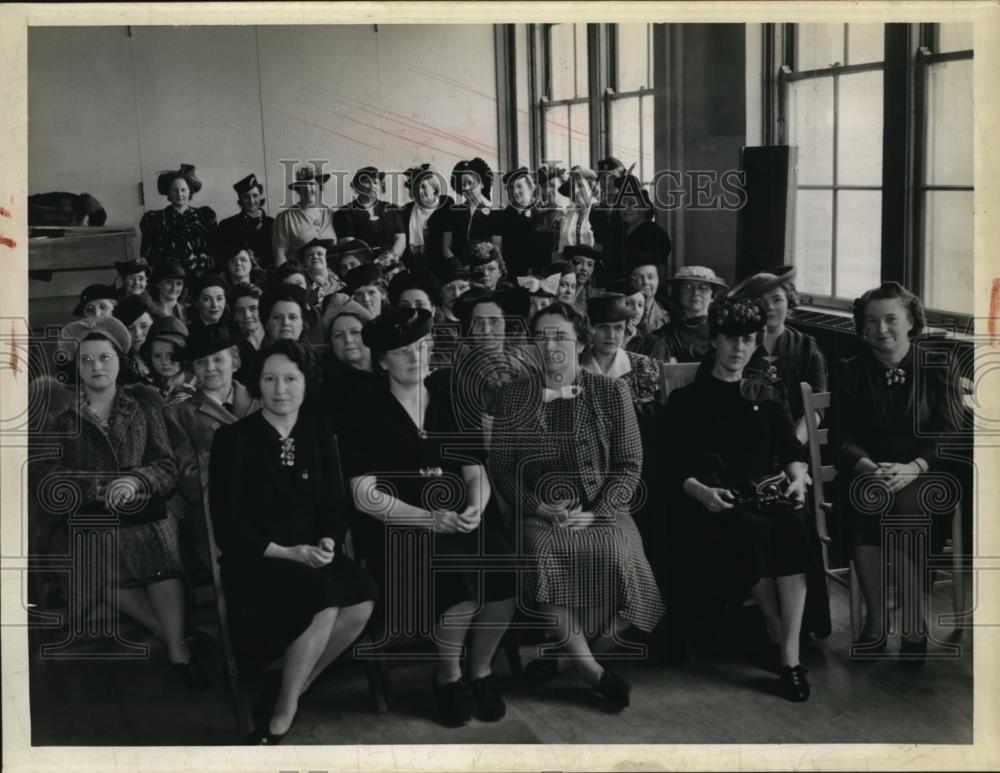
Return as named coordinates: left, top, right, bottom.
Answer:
left=659, top=361, right=700, bottom=403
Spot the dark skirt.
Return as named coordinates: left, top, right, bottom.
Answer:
left=117, top=511, right=185, bottom=589
left=222, top=554, right=378, bottom=673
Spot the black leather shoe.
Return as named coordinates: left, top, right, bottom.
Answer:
left=432, top=677, right=473, bottom=727
left=780, top=665, right=810, bottom=702
left=171, top=653, right=211, bottom=692
left=469, top=673, right=506, bottom=722
left=593, top=669, right=631, bottom=711
left=521, top=658, right=563, bottom=689
left=246, top=721, right=290, bottom=745
left=899, top=637, right=928, bottom=667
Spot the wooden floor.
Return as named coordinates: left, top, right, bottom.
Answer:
left=28, top=580, right=971, bottom=746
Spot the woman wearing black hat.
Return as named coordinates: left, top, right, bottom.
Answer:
left=388, top=269, right=458, bottom=369
left=442, top=158, right=500, bottom=263
left=209, top=340, right=378, bottom=744
left=327, top=239, right=375, bottom=283
left=186, top=274, right=230, bottom=337
left=728, top=267, right=828, bottom=444
left=343, top=263, right=387, bottom=320
left=215, top=173, right=275, bottom=269
left=334, top=167, right=405, bottom=267
left=259, top=282, right=317, bottom=350
left=269, top=264, right=325, bottom=346
left=494, top=167, right=558, bottom=277
left=580, top=294, right=660, bottom=404
left=33, top=316, right=209, bottom=691
left=617, top=273, right=668, bottom=361
left=833, top=282, right=962, bottom=658
left=73, top=284, right=118, bottom=320
left=165, top=324, right=259, bottom=582
left=140, top=316, right=195, bottom=401
left=150, top=262, right=189, bottom=324
left=437, top=262, right=472, bottom=323
left=665, top=295, right=828, bottom=702
left=489, top=301, right=664, bottom=711
left=401, top=164, right=454, bottom=272
left=342, top=308, right=516, bottom=728
left=115, top=258, right=154, bottom=300
left=139, top=164, right=217, bottom=277
left=272, top=165, right=337, bottom=268
left=466, top=241, right=509, bottom=292
left=113, top=295, right=158, bottom=386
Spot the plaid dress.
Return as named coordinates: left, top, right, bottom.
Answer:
left=490, top=369, right=665, bottom=631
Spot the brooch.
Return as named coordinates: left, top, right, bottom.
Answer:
left=279, top=437, right=296, bottom=467
left=885, top=367, right=906, bottom=386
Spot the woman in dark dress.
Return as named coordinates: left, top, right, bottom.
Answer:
left=833, top=282, right=962, bottom=658
left=618, top=274, right=668, bottom=361
left=139, top=164, right=217, bottom=277
left=186, top=274, right=230, bottom=337
left=230, top=283, right=265, bottom=386
left=334, top=167, right=406, bottom=267
left=666, top=295, right=827, bottom=702
left=401, top=164, right=454, bottom=271
left=494, top=167, right=558, bottom=277
left=490, top=301, right=664, bottom=711
left=149, top=261, right=188, bottom=323
left=729, top=266, right=828, bottom=444
left=113, top=295, right=157, bottom=386
left=209, top=340, right=378, bottom=744
left=269, top=264, right=325, bottom=346
left=319, top=302, right=380, bottom=428
left=658, top=265, right=729, bottom=362
left=343, top=308, right=516, bottom=727
left=388, top=269, right=459, bottom=369
left=442, top=158, right=500, bottom=262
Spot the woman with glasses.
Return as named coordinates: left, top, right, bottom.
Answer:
left=658, top=266, right=729, bottom=363
left=342, top=307, right=516, bottom=728
left=490, top=301, right=665, bottom=711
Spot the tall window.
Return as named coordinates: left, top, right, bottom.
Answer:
left=541, top=23, right=590, bottom=166
left=918, top=24, right=974, bottom=314
left=783, top=23, right=885, bottom=301
left=608, top=24, right=655, bottom=183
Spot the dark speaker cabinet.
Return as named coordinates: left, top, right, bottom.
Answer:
left=736, top=145, right=797, bottom=282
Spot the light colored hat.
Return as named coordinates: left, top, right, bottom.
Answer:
left=60, top=316, right=132, bottom=355
left=665, top=265, right=729, bottom=288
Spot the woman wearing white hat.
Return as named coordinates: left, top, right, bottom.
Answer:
left=658, top=265, right=729, bottom=363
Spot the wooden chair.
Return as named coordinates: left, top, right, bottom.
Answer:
left=658, top=361, right=700, bottom=404
left=800, top=382, right=967, bottom=642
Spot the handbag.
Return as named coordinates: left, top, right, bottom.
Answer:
left=731, top=472, right=799, bottom=514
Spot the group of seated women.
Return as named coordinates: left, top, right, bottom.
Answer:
left=29, top=158, right=966, bottom=745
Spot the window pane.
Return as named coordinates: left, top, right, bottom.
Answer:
left=846, top=23, right=884, bottom=64
left=575, top=24, right=589, bottom=98
left=837, top=70, right=883, bottom=185
left=569, top=102, right=590, bottom=167
left=793, top=189, right=833, bottom=296
left=549, top=24, right=575, bottom=100
left=796, top=24, right=844, bottom=70
left=610, top=97, right=640, bottom=169
left=924, top=190, right=973, bottom=313
left=938, top=23, right=973, bottom=53
left=641, top=94, right=655, bottom=183
left=617, top=24, right=650, bottom=91
left=836, top=190, right=882, bottom=299
left=788, top=78, right=834, bottom=185
left=543, top=105, right=570, bottom=169
left=515, top=25, right=531, bottom=170
left=925, top=59, right=974, bottom=186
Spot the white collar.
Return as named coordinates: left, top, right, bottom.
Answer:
left=580, top=348, right=631, bottom=379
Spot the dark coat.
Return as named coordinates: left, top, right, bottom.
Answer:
left=214, top=211, right=276, bottom=269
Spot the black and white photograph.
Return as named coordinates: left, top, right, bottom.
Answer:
left=1, top=3, right=998, bottom=771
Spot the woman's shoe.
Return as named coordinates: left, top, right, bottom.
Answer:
left=469, top=673, right=506, bottom=722
left=899, top=636, right=928, bottom=667
left=246, top=720, right=291, bottom=745
left=521, top=658, right=563, bottom=689
left=185, top=628, right=216, bottom=656
left=432, top=676, right=473, bottom=727
left=780, top=665, right=810, bottom=702
left=171, top=653, right=211, bottom=692
left=593, top=669, right=631, bottom=711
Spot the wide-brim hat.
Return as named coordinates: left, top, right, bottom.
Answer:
left=362, top=307, right=433, bottom=352
left=189, top=273, right=230, bottom=298
left=73, top=284, right=118, bottom=316
left=298, top=238, right=337, bottom=259
left=587, top=293, right=633, bottom=325
left=233, top=172, right=264, bottom=197
left=708, top=295, right=768, bottom=337
left=561, top=244, right=603, bottom=264
left=665, top=265, right=729, bottom=289
left=344, top=263, right=384, bottom=294
left=147, top=315, right=189, bottom=349
left=351, top=166, right=385, bottom=191
left=156, top=164, right=202, bottom=196
left=183, top=324, right=246, bottom=362
left=328, top=239, right=374, bottom=270
left=153, top=261, right=186, bottom=284
left=113, top=294, right=156, bottom=327
left=115, top=258, right=152, bottom=277
left=61, top=316, right=131, bottom=355
left=727, top=265, right=797, bottom=300
left=451, top=158, right=493, bottom=199
left=557, top=165, right=599, bottom=197
left=288, top=164, right=331, bottom=189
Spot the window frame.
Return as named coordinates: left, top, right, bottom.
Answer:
left=537, top=23, right=592, bottom=168
left=606, top=23, right=657, bottom=184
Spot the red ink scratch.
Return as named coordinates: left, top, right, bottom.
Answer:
left=0, top=206, right=11, bottom=218
left=0, top=236, right=16, bottom=249
left=989, top=278, right=1000, bottom=343
left=9, top=323, right=19, bottom=377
